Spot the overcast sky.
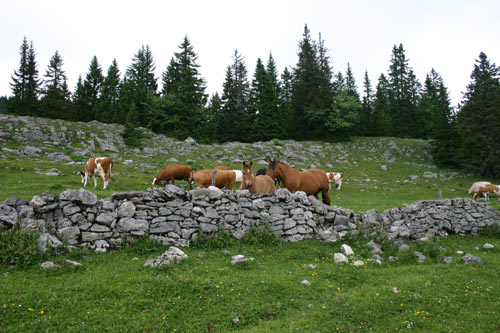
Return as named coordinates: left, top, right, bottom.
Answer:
left=2, top=0, right=499, bottom=107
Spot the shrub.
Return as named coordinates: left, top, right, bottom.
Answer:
left=240, top=223, right=280, bottom=247
left=0, top=227, right=41, bottom=268
left=191, top=227, right=235, bottom=250
left=121, top=236, right=166, bottom=255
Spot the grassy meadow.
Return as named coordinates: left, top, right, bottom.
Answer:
left=1, top=125, right=500, bottom=331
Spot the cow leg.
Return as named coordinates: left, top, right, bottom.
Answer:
left=103, top=177, right=109, bottom=190
left=83, top=173, right=89, bottom=186
left=337, top=180, right=342, bottom=190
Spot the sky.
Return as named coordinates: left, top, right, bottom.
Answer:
left=2, top=0, right=500, bottom=107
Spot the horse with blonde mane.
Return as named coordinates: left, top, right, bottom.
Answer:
left=240, top=161, right=275, bottom=195
left=266, top=158, right=330, bottom=205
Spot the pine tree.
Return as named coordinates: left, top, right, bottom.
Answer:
left=345, top=63, right=360, bottom=101
left=10, top=37, right=40, bottom=116
left=206, top=93, right=223, bottom=142
left=290, top=24, right=321, bottom=139
left=98, top=59, right=121, bottom=123
left=218, top=50, right=250, bottom=143
left=372, top=73, right=390, bottom=136
left=71, top=76, right=86, bottom=121
left=124, top=45, right=158, bottom=127
left=424, top=70, right=458, bottom=165
left=387, top=43, right=420, bottom=137
left=457, top=52, right=500, bottom=176
left=40, top=50, right=71, bottom=119
left=359, top=71, right=375, bottom=135
left=279, top=67, right=293, bottom=138
left=161, top=36, right=207, bottom=140
left=82, top=56, right=104, bottom=121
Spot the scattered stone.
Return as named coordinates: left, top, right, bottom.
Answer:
left=367, top=240, right=383, bottom=254
left=231, top=254, right=251, bottom=264
left=341, top=244, right=354, bottom=256
left=483, top=243, right=494, bottom=249
left=442, top=257, right=453, bottom=264
left=380, top=165, right=387, bottom=171
left=392, top=287, right=400, bottom=294
left=352, top=260, right=364, bottom=266
left=301, top=280, right=311, bottom=286
left=41, top=261, right=59, bottom=269
left=307, top=264, right=316, bottom=269
left=462, top=253, right=482, bottom=264
left=232, top=317, right=240, bottom=325
left=334, top=253, right=348, bottom=264
left=144, top=246, right=188, bottom=267
left=414, top=251, right=427, bottom=263
left=456, top=250, right=464, bottom=255
left=65, top=259, right=82, bottom=267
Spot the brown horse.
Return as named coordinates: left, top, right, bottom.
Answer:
left=266, top=159, right=330, bottom=205
left=240, top=161, right=275, bottom=195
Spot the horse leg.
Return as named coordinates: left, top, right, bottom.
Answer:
left=321, top=187, right=331, bottom=205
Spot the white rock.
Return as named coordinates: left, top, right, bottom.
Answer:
left=307, top=264, right=316, bottom=269
left=483, top=243, right=494, bottom=249
left=65, top=259, right=82, bottom=267
left=231, top=254, right=248, bottom=264
left=41, top=261, right=59, bottom=269
left=352, top=260, right=364, bottom=266
left=456, top=250, right=464, bottom=254
left=301, top=280, right=311, bottom=286
left=333, top=253, right=348, bottom=264
left=392, top=287, right=400, bottom=294
left=341, top=244, right=354, bottom=256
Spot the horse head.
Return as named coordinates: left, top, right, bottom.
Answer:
left=242, top=161, right=254, bottom=189
left=265, top=158, right=279, bottom=180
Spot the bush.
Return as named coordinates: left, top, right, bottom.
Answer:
left=121, top=236, right=166, bottom=255
left=191, top=228, right=235, bottom=250
left=240, top=223, right=280, bottom=247
left=0, top=228, right=41, bottom=268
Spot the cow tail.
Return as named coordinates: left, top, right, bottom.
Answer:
left=211, top=169, right=217, bottom=186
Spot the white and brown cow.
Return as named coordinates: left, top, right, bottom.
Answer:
left=326, top=172, right=343, bottom=190
left=80, top=157, right=114, bottom=190
left=473, top=184, right=500, bottom=201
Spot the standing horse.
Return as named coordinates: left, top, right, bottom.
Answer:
left=266, top=159, right=330, bottom=205
left=240, top=161, right=275, bottom=195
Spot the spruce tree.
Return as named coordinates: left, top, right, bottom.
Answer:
left=290, top=24, right=321, bottom=139
left=345, top=63, right=360, bottom=101
left=387, top=43, right=420, bottom=137
left=10, top=38, right=40, bottom=116
left=40, top=51, right=71, bottom=119
left=423, top=70, right=458, bottom=165
left=279, top=67, right=293, bottom=138
left=457, top=52, right=500, bottom=176
left=82, top=56, right=104, bottom=121
left=98, top=59, right=121, bottom=123
left=372, top=73, right=390, bottom=136
left=161, top=36, right=207, bottom=140
left=72, top=76, right=86, bottom=121
left=124, top=45, right=158, bottom=127
left=360, top=71, right=375, bottom=135
left=218, top=50, right=250, bottom=143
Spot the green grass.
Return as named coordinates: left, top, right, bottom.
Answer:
left=1, top=235, right=499, bottom=332
left=2, top=131, right=500, bottom=331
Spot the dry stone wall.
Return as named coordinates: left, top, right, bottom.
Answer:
left=1, top=185, right=499, bottom=252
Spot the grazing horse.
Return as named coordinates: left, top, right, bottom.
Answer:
left=240, top=161, right=275, bottom=195
left=266, top=159, right=330, bottom=205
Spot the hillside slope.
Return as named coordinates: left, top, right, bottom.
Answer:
left=0, top=114, right=496, bottom=212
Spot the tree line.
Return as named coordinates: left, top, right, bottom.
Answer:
left=3, top=25, right=500, bottom=177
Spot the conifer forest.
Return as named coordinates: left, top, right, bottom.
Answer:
left=3, top=25, right=500, bottom=177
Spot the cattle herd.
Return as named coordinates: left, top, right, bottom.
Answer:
left=80, top=156, right=498, bottom=203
